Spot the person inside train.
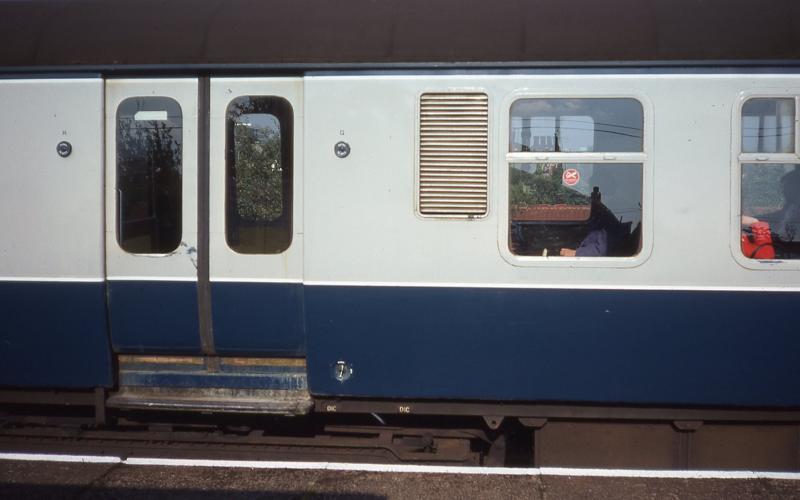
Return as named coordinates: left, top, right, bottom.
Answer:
left=559, top=168, right=639, bottom=257
left=741, top=166, right=800, bottom=258
left=559, top=186, right=630, bottom=257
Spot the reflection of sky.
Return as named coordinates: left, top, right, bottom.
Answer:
left=237, top=113, right=280, bottom=134
left=510, top=98, right=643, bottom=152
left=512, top=116, right=594, bottom=151
left=742, top=115, right=794, bottom=153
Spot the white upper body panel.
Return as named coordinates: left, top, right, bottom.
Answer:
left=0, top=79, right=104, bottom=281
left=303, top=73, right=800, bottom=290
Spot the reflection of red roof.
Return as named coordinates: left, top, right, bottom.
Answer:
left=512, top=204, right=591, bottom=222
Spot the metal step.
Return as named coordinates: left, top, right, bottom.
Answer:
left=107, top=355, right=313, bottom=416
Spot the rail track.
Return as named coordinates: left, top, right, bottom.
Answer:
left=3, top=398, right=800, bottom=471
left=0, top=408, right=497, bottom=467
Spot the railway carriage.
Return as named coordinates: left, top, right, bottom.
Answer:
left=1, top=0, right=799, bottom=468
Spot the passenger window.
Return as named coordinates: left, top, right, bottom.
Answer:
left=116, top=97, right=182, bottom=254
left=225, top=96, right=293, bottom=254
left=739, top=97, right=800, bottom=260
left=508, top=98, right=644, bottom=258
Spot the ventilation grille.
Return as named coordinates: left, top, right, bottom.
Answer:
left=418, top=92, right=488, bottom=217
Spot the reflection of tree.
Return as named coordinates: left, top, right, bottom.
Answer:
left=510, top=164, right=589, bottom=208
left=232, top=122, right=283, bottom=221
left=742, top=165, right=786, bottom=213
left=117, top=113, right=182, bottom=253
left=225, top=96, right=292, bottom=254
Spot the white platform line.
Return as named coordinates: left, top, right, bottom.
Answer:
left=2, top=453, right=800, bottom=480
left=0, top=453, right=121, bottom=464
left=302, top=280, right=800, bottom=293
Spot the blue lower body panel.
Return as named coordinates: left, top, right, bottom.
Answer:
left=108, top=280, right=200, bottom=353
left=305, top=286, right=800, bottom=407
left=211, top=282, right=304, bottom=356
left=0, top=281, right=112, bottom=388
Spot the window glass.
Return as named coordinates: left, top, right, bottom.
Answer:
left=741, top=164, right=800, bottom=259
left=510, top=99, right=643, bottom=153
left=226, top=96, right=293, bottom=254
left=509, top=163, right=642, bottom=257
left=116, top=97, right=182, bottom=254
left=741, top=98, right=795, bottom=154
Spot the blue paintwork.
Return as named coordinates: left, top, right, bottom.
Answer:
left=0, top=281, right=112, bottom=388
left=121, top=362, right=305, bottom=375
left=119, top=356, right=307, bottom=390
left=211, top=282, right=304, bottom=356
left=305, top=286, right=800, bottom=407
left=120, top=372, right=307, bottom=390
left=7, top=279, right=798, bottom=408
left=107, top=280, right=201, bottom=353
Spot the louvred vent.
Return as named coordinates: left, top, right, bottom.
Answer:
left=418, top=92, right=488, bottom=217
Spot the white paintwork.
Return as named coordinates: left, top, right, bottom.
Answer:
left=303, top=280, right=800, bottom=292
left=303, top=74, right=800, bottom=289
left=0, top=453, right=120, bottom=464
left=0, top=79, right=104, bottom=281
left=208, top=78, right=304, bottom=282
left=2, top=453, right=800, bottom=480
left=3, top=74, right=799, bottom=290
left=104, top=79, right=199, bottom=281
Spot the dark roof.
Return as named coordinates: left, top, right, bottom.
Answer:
left=1, top=0, right=798, bottom=70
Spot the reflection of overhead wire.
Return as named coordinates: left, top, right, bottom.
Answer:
left=515, top=121, right=643, bottom=139
left=514, top=118, right=643, bottom=132
left=550, top=118, right=642, bottom=132
left=742, top=125, right=793, bottom=129
left=517, top=126, right=642, bottom=140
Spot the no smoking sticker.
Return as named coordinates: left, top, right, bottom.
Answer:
left=562, top=168, right=580, bottom=186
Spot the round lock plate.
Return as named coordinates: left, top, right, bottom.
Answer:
left=334, top=141, right=351, bottom=158
left=56, top=141, right=72, bottom=158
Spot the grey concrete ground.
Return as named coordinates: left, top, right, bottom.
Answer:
left=1, top=460, right=799, bottom=499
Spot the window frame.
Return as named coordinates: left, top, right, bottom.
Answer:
left=731, top=91, right=800, bottom=271
left=498, top=90, right=654, bottom=268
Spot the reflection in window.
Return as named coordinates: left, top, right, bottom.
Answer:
left=510, top=99, right=643, bottom=153
left=226, top=96, right=293, bottom=254
left=741, top=99, right=795, bottom=154
left=116, top=97, right=182, bottom=254
left=741, top=164, right=800, bottom=259
left=509, top=163, right=642, bottom=257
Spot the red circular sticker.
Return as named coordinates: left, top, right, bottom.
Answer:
left=562, top=168, right=580, bottom=186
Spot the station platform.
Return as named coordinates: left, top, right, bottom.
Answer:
left=1, top=453, right=799, bottom=499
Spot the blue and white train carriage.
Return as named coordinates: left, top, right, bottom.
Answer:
left=0, top=0, right=799, bottom=430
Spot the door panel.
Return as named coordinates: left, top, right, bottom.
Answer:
left=208, top=78, right=304, bottom=355
left=105, top=79, right=200, bottom=353
left=0, top=78, right=112, bottom=387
